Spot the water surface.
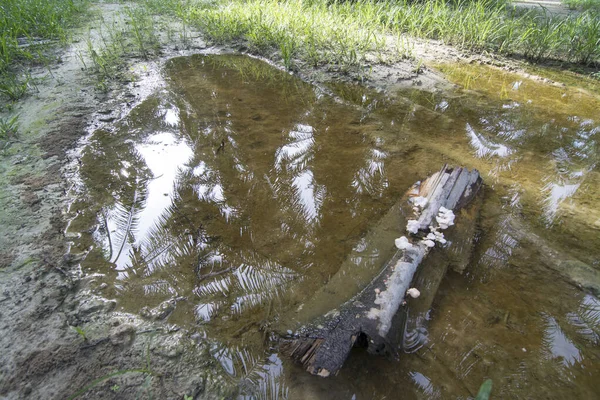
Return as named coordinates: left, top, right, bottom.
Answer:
left=68, top=55, right=600, bottom=399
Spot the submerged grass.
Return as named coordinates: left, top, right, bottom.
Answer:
left=0, top=0, right=89, bottom=101
left=184, top=0, right=600, bottom=70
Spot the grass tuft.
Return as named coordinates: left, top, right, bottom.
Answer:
left=0, top=114, right=20, bottom=139
left=188, top=0, right=399, bottom=70
left=0, top=76, right=30, bottom=101
left=0, top=0, right=89, bottom=100
left=123, top=6, right=160, bottom=59
left=80, top=5, right=163, bottom=90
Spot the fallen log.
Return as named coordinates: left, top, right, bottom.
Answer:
left=280, top=165, right=482, bottom=377
left=401, top=195, right=482, bottom=353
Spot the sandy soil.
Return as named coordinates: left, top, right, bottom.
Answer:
left=512, top=0, right=574, bottom=15
left=0, top=1, right=595, bottom=399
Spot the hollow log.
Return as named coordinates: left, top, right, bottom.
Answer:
left=280, top=165, right=482, bottom=377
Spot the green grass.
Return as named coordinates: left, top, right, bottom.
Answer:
left=563, top=0, right=600, bottom=11
left=0, top=0, right=89, bottom=100
left=183, top=0, right=600, bottom=70
left=123, top=6, right=160, bottom=59
left=80, top=5, right=162, bottom=90
left=129, top=0, right=194, bottom=45
left=0, top=75, right=30, bottom=101
left=187, top=0, right=395, bottom=70
left=0, top=114, right=20, bottom=139
left=130, top=0, right=189, bottom=16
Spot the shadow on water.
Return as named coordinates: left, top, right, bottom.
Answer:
left=67, top=55, right=600, bottom=399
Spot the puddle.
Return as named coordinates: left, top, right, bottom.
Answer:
left=68, top=55, right=600, bottom=398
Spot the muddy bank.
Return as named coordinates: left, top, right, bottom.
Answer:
left=0, top=3, right=235, bottom=399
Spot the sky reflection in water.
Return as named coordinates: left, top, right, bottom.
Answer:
left=69, top=56, right=600, bottom=399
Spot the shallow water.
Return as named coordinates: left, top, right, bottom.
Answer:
left=68, top=55, right=600, bottom=399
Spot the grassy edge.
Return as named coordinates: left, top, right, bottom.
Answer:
left=182, top=0, right=600, bottom=72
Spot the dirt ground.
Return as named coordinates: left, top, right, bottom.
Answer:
left=512, top=0, right=574, bottom=15
left=0, top=1, right=596, bottom=399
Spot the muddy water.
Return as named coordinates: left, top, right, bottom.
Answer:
left=68, top=55, right=600, bottom=399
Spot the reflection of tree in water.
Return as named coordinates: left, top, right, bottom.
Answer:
left=534, top=309, right=600, bottom=396
left=110, top=174, right=299, bottom=321
left=78, top=129, right=152, bottom=270
left=567, top=294, right=600, bottom=345
left=469, top=102, right=598, bottom=220
left=91, top=55, right=400, bottom=330
left=457, top=96, right=599, bottom=218
left=75, top=55, right=413, bottom=398
left=211, top=343, right=288, bottom=400
left=403, top=87, right=600, bottom=262
left=170, top=54, right=395, bottom=300
left=77, top=95, right=191, bottom=273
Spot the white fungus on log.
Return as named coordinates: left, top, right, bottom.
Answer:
left=436, top=206, right=455, bottom=229
left=410, top=196, right=428, bottom=208
left=406, top=220, right=420, bottom=234
left=394, top=236, right=412, bottom=250
left=421, top=239, right=435, bottom=248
